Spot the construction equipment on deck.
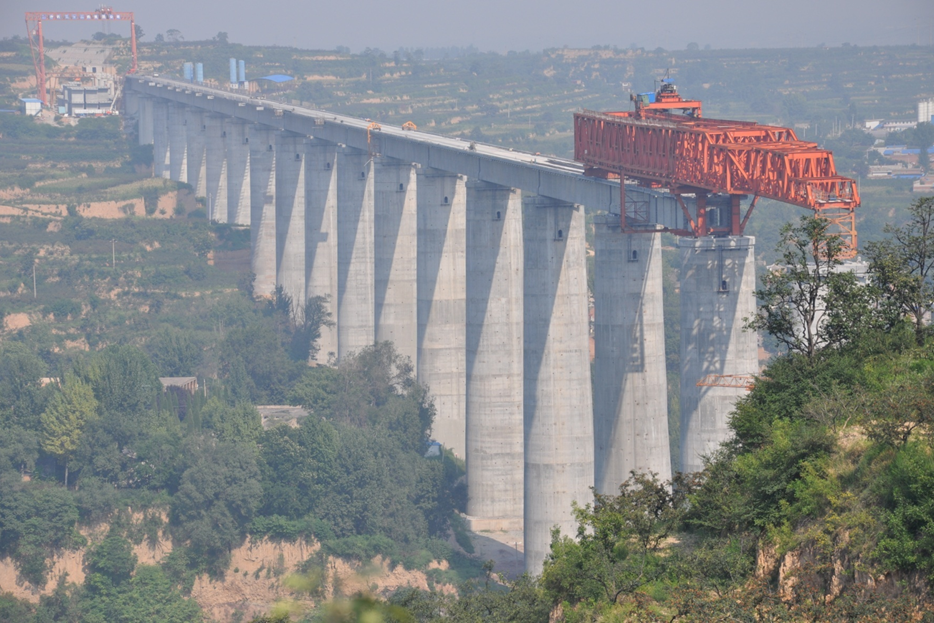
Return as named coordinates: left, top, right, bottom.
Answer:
left=574, top=79, right=860, bottom=257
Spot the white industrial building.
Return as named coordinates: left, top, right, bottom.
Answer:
left=60, top=82, right=114, bottom=116
left=19, top=98, right=42, bottom=116
left=919, top=98, right=934, bottom=124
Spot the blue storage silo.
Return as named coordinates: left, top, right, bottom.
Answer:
left=183, top=62, right=193, bottom=82
left=229, top=58, right=237, bottom=86
left=195, top=63, right=204, bottom=84
left=238, top=60, right=246, bottom=84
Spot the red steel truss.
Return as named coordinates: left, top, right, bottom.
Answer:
left=574, top=84, right=860, bottom=258
left=25, top=7, right=137, bottom=107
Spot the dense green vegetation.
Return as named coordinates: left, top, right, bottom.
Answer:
left=0, top=184, right=467, bottom=621
left=0, top=333, right=466, bottom=620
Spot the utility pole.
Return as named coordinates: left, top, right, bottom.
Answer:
left=112, top=239, right=115, bottom=269
left=32, top=263, right=37, bottom=298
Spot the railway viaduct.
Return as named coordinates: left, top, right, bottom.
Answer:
left=125, top=76, right=758, bottom=574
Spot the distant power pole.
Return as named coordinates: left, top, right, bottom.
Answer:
left=32, top=263, right=37, bottom=298
left=112, top=239, right=115, bottom=269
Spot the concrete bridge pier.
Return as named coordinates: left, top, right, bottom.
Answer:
left=416, top=169, right=467, bottom=458
left=204, top=115, right=228, bottom=222
left=151, top=99, right=170, bottom=179
left=375, top=157, right=418, bottom=366
left=138, top=96, right=153, bottom=146
left=336, top=146, right=376, bottom=359
left=275, top=132, right=308, bottom=309
left=679, top=235, right=757, bottom=474
left=167, top=103, right=188, bottom=183
left=593, top=220, right=670, bottom=493
left=464, top=181, right=524, bottom=533
left=185, top=109, right=207, bottom=198
left=124, top=89, right=139, bottom=124
left=225, top=120, right=251, bottom=225
left=249, top=125, right=278, bottom=297
left=523, top=196, right=594, bottom=576
left=304, top=139, right=339, bottom=364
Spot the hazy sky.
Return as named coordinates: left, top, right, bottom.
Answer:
left=4, top=0, right=934, bottom=52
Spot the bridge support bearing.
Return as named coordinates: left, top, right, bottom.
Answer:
left=464, top=181, right=524, bottom=534
left=679, top=236, right=758, bottom=474
left=593, top=220, right=671, bottom=494
left=226, top=120, right=251, bottom=226
left=523, top=196, right=594, bottom=576
left=305, top=139, right=339, bottom=365
left=137, top=95, right=153, bottom=146
left=185, top=108, right=207, bottom=198
left=375, top=157, right=418, bottom=366
left=336, top=146, right=376, bottom=359
left=167, top=102, right=188, bottom=183
left=152, top=99, right=170, bottom=179
left=249, top=125, right=277, bottom=297
left=417, top=170, right=467, bottom=459
left=275, top=132, right=307, bottom=310
left=204, top=115, right=228, bottom=222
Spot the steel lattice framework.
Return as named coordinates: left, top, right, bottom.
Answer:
left=574, top=85, right=860, bottom=258
left=25, top=7, right=137, bottom=107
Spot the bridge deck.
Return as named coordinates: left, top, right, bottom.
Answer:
left=127, top=75, right=693, bottom=229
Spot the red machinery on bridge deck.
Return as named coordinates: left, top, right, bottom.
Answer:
left=574, top=80, right=860, bottom=258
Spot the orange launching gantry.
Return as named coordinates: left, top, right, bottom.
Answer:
left=574, top=80, right=860, bottom=258
left=25, top=7, right=138, bottom=108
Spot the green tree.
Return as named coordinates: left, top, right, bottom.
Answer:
left=219, top=324, right=302, bottom=404
left=147, top=328, right=203, bottom=376
left=541, top=472, right=694, bottom=605
left=0, top=479, right=82, bottom=586
left=292, top=295, right=334, bottom=362
left=0, top=592, right=34, bottom=621
left=40, top=375, right=98, bottom=486
left=0, top=343, right=49, bottom=430
left=326, top=342, right=434, bottom=453
left=259, top=414, right=338, bottom=519
left=390, top=574, right=550, bottom=623
left=911, top=122, right=934, bottom=171
left=171, top=439, right=262, bottom=564
left=866, top=196, right=934, bottom=345
left=746, top=216, right=869, bottom=359
left=76, top=345, right=160, bottom=416
left=202, top=397, right=263, bottom=444
left=0, top=425, right=39, bottom=477
left=33, top=574, right=81, bottom=622
left=82, top=565, right=203, bottom=623
left=86, top=532, right=137, bottom=585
